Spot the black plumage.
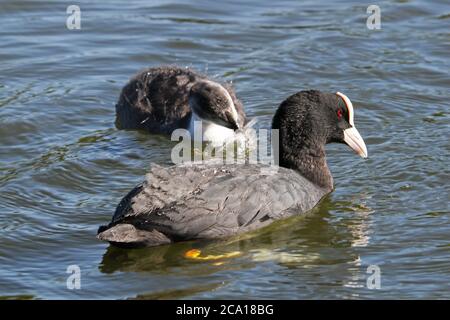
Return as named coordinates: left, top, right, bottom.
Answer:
left=115, top=66, right=246, bottom=134
left=98, top=90, right=367, bottom=247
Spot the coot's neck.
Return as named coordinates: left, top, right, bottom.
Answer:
left=278, top=135, right=333, bottom=191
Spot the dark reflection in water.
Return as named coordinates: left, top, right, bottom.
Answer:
left=0, top=0, right=449, bottom=299
left=99, top=198, right=375, bottom=299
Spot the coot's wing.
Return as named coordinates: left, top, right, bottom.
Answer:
left=112, top=164, right=326, bottom=241
left=111, top=163, right=223, bottom=223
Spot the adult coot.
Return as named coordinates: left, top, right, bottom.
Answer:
left=98, top=90, right=367, bottom=247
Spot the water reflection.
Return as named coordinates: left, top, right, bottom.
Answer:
left=334, top=192, right=374, bottom=248
left=99, top=196, right=374, bottom=284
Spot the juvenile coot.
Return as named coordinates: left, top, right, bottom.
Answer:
left=115, top=66, right=246, bottom=145
left=98, top=90, right=367, bottom=247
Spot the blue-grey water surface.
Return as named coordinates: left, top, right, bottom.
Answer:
left=0, top=0, right=449, bottom=299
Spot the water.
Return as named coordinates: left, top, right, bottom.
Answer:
left=0, top=0, right=449, bottom=299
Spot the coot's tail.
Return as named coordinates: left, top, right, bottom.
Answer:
left=97, top=224, right=172, bottom=248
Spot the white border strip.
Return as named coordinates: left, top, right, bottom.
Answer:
left=336, top=92, right=354, bottom=126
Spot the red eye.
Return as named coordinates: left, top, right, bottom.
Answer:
left=337, top=109, right=343, bottom=120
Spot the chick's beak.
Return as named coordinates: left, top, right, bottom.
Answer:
left=343, top=126, right=368, bottom=158
left=225, top=111, right=240, bottom=131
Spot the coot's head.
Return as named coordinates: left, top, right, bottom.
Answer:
left=189, top=80, right=242, bottom=130
left=273, top=90, right=368, bottom=159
